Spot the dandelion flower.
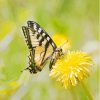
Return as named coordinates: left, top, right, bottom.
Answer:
left=49, top=51, right=93, bottom=89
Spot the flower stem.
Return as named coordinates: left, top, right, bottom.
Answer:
left=81, top=81, right=93, bottom=100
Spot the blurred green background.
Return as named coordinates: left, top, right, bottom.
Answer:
left=0, top=0, right=99, bottom=100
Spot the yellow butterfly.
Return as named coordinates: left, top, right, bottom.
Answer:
left=22, top=21, right=63, bottom=73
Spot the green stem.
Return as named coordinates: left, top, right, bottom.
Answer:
left=70, top=87, right=77, bottom=100
left=81, top=81, right=93, bottom=100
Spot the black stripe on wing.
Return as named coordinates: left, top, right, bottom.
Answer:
left=22, top=26, right=33, bottom=49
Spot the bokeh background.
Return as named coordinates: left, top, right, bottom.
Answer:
left=0, top=0, right=99, bottom=100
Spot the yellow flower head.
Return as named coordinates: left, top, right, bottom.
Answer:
left=49, top=51, right=93, bottom=89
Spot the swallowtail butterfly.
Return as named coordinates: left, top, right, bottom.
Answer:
left=22, top=21, right=63, bottom=73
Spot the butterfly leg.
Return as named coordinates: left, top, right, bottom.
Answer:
left=49, top=58, right=55, bottom=70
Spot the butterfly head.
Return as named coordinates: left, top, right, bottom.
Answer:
left=54, top=48, right=63, bottom=58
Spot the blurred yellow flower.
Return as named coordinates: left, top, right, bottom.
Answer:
left=53, top=34, right=71, bottom=52
left=9, top=81, right=19, bottom=88
left=0, top=21, right=15, bottom=41
left=0, top=81, right=19, bottom=94
left=49, top=51, right=93, bottom=89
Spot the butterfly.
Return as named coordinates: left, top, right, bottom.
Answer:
left=22, top=21, right=63, bottom=73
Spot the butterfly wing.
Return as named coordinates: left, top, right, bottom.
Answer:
left=22, top=21, right=57, bottom=73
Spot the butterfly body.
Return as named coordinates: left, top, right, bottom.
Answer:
left=22, top=21, right=63, bottom=73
